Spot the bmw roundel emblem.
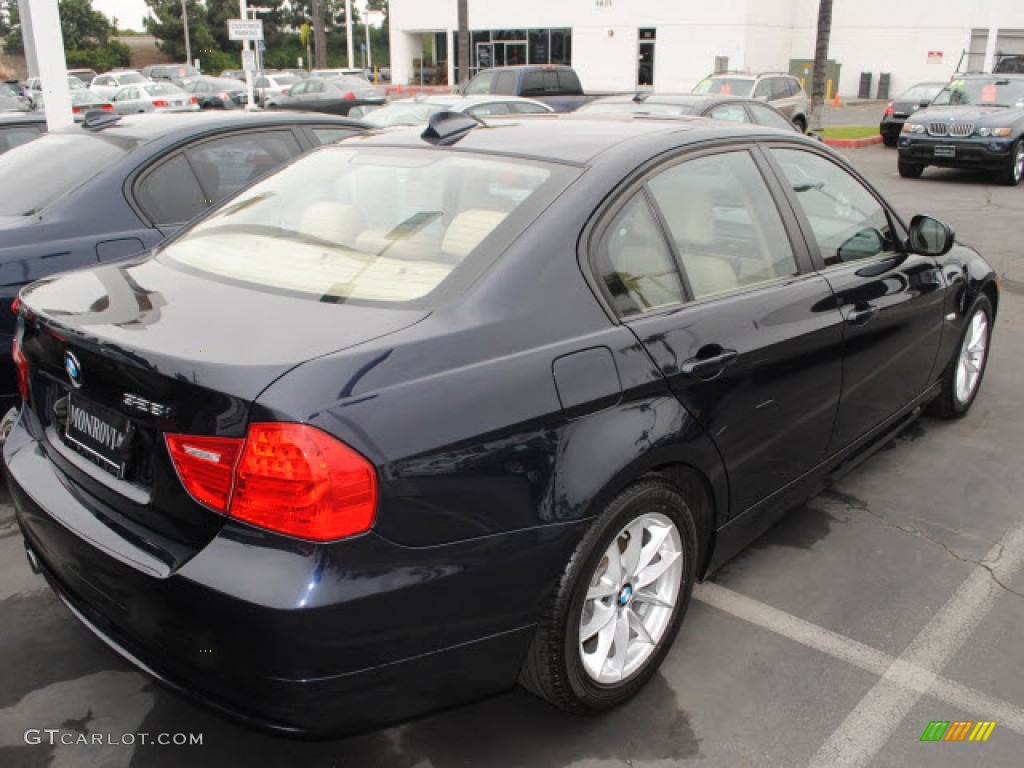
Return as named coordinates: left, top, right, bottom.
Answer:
left=64, top=351, right=83, bottom=388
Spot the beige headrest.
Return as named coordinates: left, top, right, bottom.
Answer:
left=655, top=187, right=715, bottom=247
left=686, top=253, right=738, bottom=298
left=442, top=210, right=507, bottom=259
left=299, top=202, right=366, bottom=245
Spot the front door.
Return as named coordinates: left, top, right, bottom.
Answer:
left=765, top=146, right=945, bottom=452
left=592, top=147, right=844, bottom=517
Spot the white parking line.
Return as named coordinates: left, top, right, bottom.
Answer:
left=695, top=581, right=1024, bottom=739
left=805, top=515, right=1024, bottom=767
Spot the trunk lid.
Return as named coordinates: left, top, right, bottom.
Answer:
left=17, top=258, right=427, bottom=557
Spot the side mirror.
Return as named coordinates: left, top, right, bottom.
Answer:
left=918, top=100, right=931, bottom=108
left=908, top=214, right=955, bottom=257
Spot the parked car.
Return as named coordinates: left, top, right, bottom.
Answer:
left=67, top=68, right=99, bottom=86
left=355, top=93, right=554, bottom=125
left=577, top=92, right=804, bottom=132
left=183, top=77, right=249, bottom=109
left=0, top=113, right=45, bottom=155
left=141, top=64, right=202, bottom=88
left=3, top=112, right=997, bottom=735
left=89, top=70, right=150, bottom=101
left=879, top=82, right=946, bottom=146
left=693, top=72, right=809, bottom=133
left=219, top=69, right=247, bottom=81
left=265, top=75, right=385, bottom=115
left=897, top=73, right=1024, bottom=185
left=312, top=68, right=370, bottom=79
left=253, top=73, right=300, bottom=108
left=33, top=89, right=115, bottom=115
left=0, top=83, right=31, bottom=112
left=112, top=82, right=199, bottom=114
left=22, top=76, right=87, bottom=108
left=0, top=111, right=366, bottom=406
left=460, top=64, right=593, bottom=113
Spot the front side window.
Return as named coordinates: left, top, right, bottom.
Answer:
left=748, top=103, right=795, bottom=131
left=648, top=151, right=798, bottom=299
left=464, top=71, right=496, bottom=95
left=596, top=195, right=685, bottom=316
left=160, top=148, right=573, bottom=305
left=708, top=104, right=748, bottom=123
left=494, top=72, right=516, bottom=95
left=770, top=148, right=900, bottom=266
left=753, top=79, right=772, bottom=99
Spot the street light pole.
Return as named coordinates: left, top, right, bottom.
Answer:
left=181, top=0, right=191, bottom=66
left=345, top=0, right=354, bottom=68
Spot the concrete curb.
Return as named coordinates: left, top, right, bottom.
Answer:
left=824, top=135, right=883, bottom=149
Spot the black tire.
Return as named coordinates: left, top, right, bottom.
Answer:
left=998, top=139, right=1023, bottom=186
left=931, top=295, right=993, bottom=419
left=792, top=116, right=807, bottom=134
left=883, top=134, right=898, bottom=148
left=519, top=476, right=697, bottom=713
left=898, top=160, right=924, bottom=178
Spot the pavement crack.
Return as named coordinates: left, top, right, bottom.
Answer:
left=820, top=489, right=1024, bottom=600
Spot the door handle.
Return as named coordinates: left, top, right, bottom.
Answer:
left=681, top=349, right=739, bottom=377
left=845, top=304, right=879, bottom=325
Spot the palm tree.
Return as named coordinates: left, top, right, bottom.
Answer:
left=810, top=0, right=833, bottom=131
left=457, top=0, right=469, bottom=86
left=312, top=0, right=327, bottom=69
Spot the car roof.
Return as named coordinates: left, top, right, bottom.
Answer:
left=586, top=93, right=756, bottom=108
left=0, top=112, right=46, bottom=126
left=50, top=111, right=364, bottom=143
left=412, top=94, right=549, bottom=107
left=355, top=112, right=803, bottom=165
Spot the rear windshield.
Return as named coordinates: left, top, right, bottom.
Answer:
left=693, top=78, right=754, bottom=97
left=0, top=132, right=133, bottom=216
left=362, top=103, right=443, bottom=127
left=579, top=101, right=696, bottom=117
left=932, top=77, right=1024, bottom=107
left=118, top=72, right=147, bottom=85
left=146, top=83, right=182, bottom=95
left=161, top=146, right=578, bottom=305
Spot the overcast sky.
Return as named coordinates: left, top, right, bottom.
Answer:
left=93, top=0, right=149, bottom=31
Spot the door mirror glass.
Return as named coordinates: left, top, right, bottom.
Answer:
left=908, top=214, right=954, bottom=256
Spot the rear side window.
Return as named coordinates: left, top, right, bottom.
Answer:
left=134, top=154, right=207, bottom=225
left=464, top=71, right=497, bottom=95
left=770, top=78, right=791, bottom=100
left=708, top=104, right=748, bottom=123
left=557, top=70, right=583, bottom=94
left=648, top=151, right=798, bottom=299
left=311, top=127, right=360, bottom=145
left=753, top=79, right=772, bottom=99
left=0, top=132, right=133, bottom=216
left=596, top=195, right=686, bottom=316
left=494, top=72, right=516, bottom=95
left=0, top=125, right=43, bottom=154
left=748, top=103, right=794, bottom=131
left=161, top=147, right=575, bottom=305
left=185, top=130, right=301, bottom=201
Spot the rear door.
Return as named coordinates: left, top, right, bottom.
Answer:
left=764, top=146, right=945, bottom=452
left=591, top=145, right=844, bottom=517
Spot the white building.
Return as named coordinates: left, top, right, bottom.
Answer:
left=389, top=0, right=1024, bottom=98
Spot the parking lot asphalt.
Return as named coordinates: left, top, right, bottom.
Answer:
left=1, top=144, right=1022, bottom=767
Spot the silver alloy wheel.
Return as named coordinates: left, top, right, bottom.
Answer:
left=955, top=309, right=989, bottom=406
left=579, top=512, right=683, bottom=685
left=1015, top=142, right=1024, bottom=184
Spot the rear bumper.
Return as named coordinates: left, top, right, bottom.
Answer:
left=4, top=414, right=581, bottom=734
left=898, top=136, right=1016, bottom=170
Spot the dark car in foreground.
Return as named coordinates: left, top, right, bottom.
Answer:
left=879, top=81, right=946, bottom=146
left=4, top=113, right=997, bottom=735
left=355, top=93, right=553, bottom=125
left=0, top=111, right=365, bottom=407
left=577, top=92, right=803, bottom=132
left=265, top=75, right=386, bottom=115
left=898, top=74, right=1024, bottom=184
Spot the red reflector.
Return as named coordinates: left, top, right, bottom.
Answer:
left=12, top=336, right=29, bottom=401
left=884, top=102, right=894, bottom=116
left=11, top=297, right=19, bottom=315
left=152, top=99, right=169, bottom=108
left=343, top=91, right=356, bottom=100
left=165, top=434, right=244, bottom=512
left=230, top=423, right=377, bottom=541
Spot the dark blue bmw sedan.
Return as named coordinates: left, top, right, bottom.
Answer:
left=3, top=112, right=998, bottom=735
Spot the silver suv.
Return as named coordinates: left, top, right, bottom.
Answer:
left=694, top=72, right=809, bottom=133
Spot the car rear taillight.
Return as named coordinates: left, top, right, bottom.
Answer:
left=165, top=423, right=377, bottom=541
left=101, top=104, right=114, bottom=112
left=218, top=92, right=229, bottom=100
left=165, top=434, right=244, bottom=512
left=189, top=96, right=198, bottom=104
left=281, top=88, right=289, bottom=95
left=343, top=91, right=356, bottom=99
left=884, top=102, right=894, bottom=116
left=71, top=106, right=81, bottom=113
left=152, top=99, right=169, bottom=107
left=230, top=423, right=376, bottom=541
left=12, top=335, right=29, bottom=401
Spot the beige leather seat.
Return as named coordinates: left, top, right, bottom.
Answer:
left=442, top=210, right=508, bottom=260
left=299, top=202, right=366, bottom=245
left=658, top=189, right=739, bottom=298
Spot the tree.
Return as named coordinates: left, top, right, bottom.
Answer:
left=457, top=0, right=468, bottom=85
left=2, top=0, right=130, bottom=69
left=810, top=0, right=833, bottom=131
left=144, top=0, right=216, bottom=62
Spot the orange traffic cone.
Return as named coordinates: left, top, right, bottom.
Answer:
left=832, top=91, right=841, bottom=108
left=396, top=84, right=403, bottom=94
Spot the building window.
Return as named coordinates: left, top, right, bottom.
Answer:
left=638, top=28, right=656, bottom=87
left=464, top=28, right=572, bottom=76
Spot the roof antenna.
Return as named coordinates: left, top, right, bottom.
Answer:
left=633, top=91, right=650, bottom=102
left=421, top=111, right=483, bottom=146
